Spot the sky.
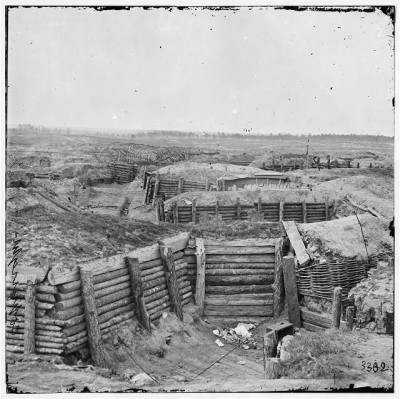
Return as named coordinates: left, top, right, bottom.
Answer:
left=7, top=6, right=395, bottom=135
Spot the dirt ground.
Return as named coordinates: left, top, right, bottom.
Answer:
left=6, top=307, right=393, bottom=393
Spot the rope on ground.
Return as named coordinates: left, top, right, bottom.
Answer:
left=186, top=343, right=240, bottom=384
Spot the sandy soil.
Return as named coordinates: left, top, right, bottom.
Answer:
left=6, top=308, right=393, bottom=393
left=298, top=214, right=393, bottom=260
left=157, top=161, right=270, bottom=182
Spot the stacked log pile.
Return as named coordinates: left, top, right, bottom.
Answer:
left=169, top=200, right=330, bottom=224
left=6, top=281, right=62, bottom=356
left=108, top=162, right=137, bottom=184
left=44, top=264, right=136, bottom=355
left=145, top=175, right=207, bottom=204
left=6, top=233, right=192, bottom=358
left=140, top=249, right=193, bottom=322
left=186, top=238, right=277, bottom=324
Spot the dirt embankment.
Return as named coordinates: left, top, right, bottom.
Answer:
left=298, top=214, right=393, bottom=261
left=6, top=211, right=182, bottom=272
left=287, top=169, right=394, bottom=220
left=165, top=189, right=328, bottom=208
left=157, top=162, right=268, bottom=182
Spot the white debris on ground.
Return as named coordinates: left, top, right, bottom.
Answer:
left=212, top=323, right=257, bottom=349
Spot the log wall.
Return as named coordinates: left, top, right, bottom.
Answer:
left=145, top=175, right=207, bottom=204
left=6, top=233, right=192, bottom=357
left=168, top=200, right=330, bottom=224
left=186, top=238, right=279, bottom=323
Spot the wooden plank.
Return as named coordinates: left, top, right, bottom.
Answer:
left=205, top=269, right=273, bottom=276
left=204, top=305, right=273, bottom=317
left=205, top=285, right=273, bottom=295
left=193, top=238, right=277, bottom=247
left=282, top=256, right=301, bottom=328
left=47, top=267, right=80, bottom=286
left=300, top=308, right=331, bottom=329
left=282, top=221, right=310, bottom=266
left=206, top=254, right=275, bottom=263
left=302, top=201, right=307, bottom=223
left=126, top=257, right=151, bottom=331
left=80, top=268, right=107, bottom=367
left=273, top=238, right=283, bottom=319
left=205, top=297, right=273, bottom=306
left=205, top=275, right=274, bottom=285
left=74, top=233, right=190, bottom=279
left=302, top=321, right=325, bottom=332
left=159, top=243, right=183, bottom=321
left=205, top=247, right=276, bottom=255
left=23, top=281, right=36, bottom=355
left=205, top=263, right=275, bottom=269
left=279, top=200, right=284, bottom=221
left=195, top=238, right=206, bottom=312
left=332, top=287, right=342, bottom=329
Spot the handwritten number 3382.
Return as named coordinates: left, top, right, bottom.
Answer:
left=361, top=361, right=391, bottom=372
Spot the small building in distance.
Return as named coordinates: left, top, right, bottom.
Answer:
left=217, top=171, right=288, bottom=191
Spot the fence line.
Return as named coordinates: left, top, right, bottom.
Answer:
left=163, top=199, right=330, bottom=224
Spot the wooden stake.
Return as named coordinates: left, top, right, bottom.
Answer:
left=302, top=201, right=307, bottom=223
left=126, top=257, right=151, bottom=331
left=236, top=198, right=241, bottom=220
left=192, top=199, right=197, bottom=223
left=23, top=280, right=36, bottom=355
left=80, top=268, right=107, bottom=367
left=216, top=200, right=219, bottom=221
left=195, top=238, right=206, bottom=314
left=282, top=256, right=301, bottom=327
left=152, top=172, right=160, bottom=207
left=257, top=197, right=262, bottom=213
left=279, top=201, right=284, bottom=222
left=332, top=287, right=342, bottom=329
left=174, top=204, right=179, bottom=224
left=159, top=244, right=183, bottom=320
left=178, top=177, right=184, bottom=194
left=325, top=197, right=329, bottom=221
left=273, top=239, right=284, bottom=319
left=346, top=306, right=354, bottom=331
left=155, top=198, right=160, bottom=225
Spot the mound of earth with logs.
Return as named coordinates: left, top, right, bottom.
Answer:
left=157, top=162, right=267, bottom=182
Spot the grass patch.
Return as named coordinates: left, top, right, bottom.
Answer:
left=268, top=329, right=357, bottom=379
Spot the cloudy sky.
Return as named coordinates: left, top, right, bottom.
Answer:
left=7, top=6, right=394, bottom=135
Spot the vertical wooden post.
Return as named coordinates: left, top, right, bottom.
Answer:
left=174, top=204, right=179, bottom=224
left=327, top=155, right=331, bottom=169
left=73, top=182, right=78, bottom=205
left=159, top=244, right=183, bottom=321
left=178, top=177, right=184, bottom=194
left=23, top=280, right=36, bottom=355
left=262, top=161, right=266, bottom=170
left=282, top=256, right=301, bottom=327
left=144, top=173, right=151, bottom=204
left=302, top=201, right=307, bottom=223
left=257, top=197, right=262, bottom=212
left=195, top=238, right=206, bottom=314
left=332, top=287, right=342, bottom=329
left=155, top=198, right=160, bottom=225
left=160, top=198, right=165, bottom=222
left=346, top=306, right=354, bottom=331
left=273, top=238, right=284, bottom=318
left=152, top=172, right=160, bottom=207
left=126, top=257, right=151, bottom=331
left=192, top=199, right=197, bottom=223
left=325, top=197, right=329, bottom=221
left=205, top=178, right=210, bottom=191
left=80, top=268, right=107, bottom=367
left=216, top=200, right=219, bottom=221
left=279, top=201, right=284, bottom=222
left=236, top=198, right=241, bottom=220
